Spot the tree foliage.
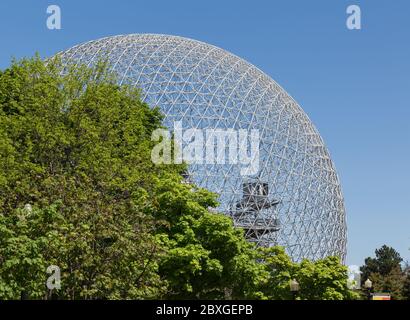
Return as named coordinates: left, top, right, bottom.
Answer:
left=260, top=247, right=359, bottom=300
left=360, top=245, right=407, bottom=300
left=360, top=245, right=403, bottom=281
left=0, top=56, right=173, bottom=299
left=402, top=264, right=410, bottom=300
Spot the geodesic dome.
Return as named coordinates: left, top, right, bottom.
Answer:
left=57, top=34, right=347, bottom=262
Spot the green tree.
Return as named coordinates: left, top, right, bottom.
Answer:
left=360, top=245, right=404, bottom=300
left=401, top=263, right=410, bottom=300
left=258, top=246, right=295, bottom=299
left=0, top=56, right=175, bottom=299
left=294, top=256, right=359, bottom=300
left=257, top=247, right=358, bottom=300
left=360, top=245, right=403, bottom=282
left=153, top=176, right=269, bottom=299
left=369, top=266, right=404, bottom=300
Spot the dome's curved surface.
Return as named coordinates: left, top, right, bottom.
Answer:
left=57, top=34, right=347, bottom=261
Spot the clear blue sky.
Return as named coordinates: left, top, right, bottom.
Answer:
left=0, top=0, right=409, bottom=266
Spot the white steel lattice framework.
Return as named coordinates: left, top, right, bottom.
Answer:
left=57, top=34, right=347, bottom=262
